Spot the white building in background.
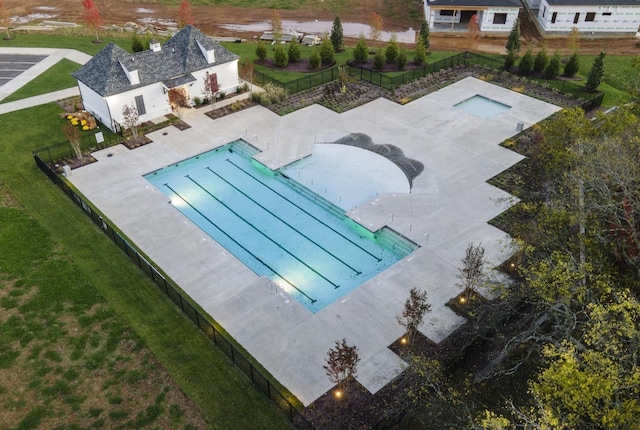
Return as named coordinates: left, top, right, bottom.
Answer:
left=425, top=0, right=521, bottom=33
left=523, top=0, right=640, bottom=35
left=72, top=26, right=240, bottom=132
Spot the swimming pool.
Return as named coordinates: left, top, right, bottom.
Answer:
left=144, top=140, right=416, bottom=313
left=455, top=94, right=511, bottom=119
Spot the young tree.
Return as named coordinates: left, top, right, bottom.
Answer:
left=418, top=20, right=430, bottom=52
left=121, top=103, right=140, bottom=143
left=82, top=0, right=103, bottom=43
left=62, top=123, right=83, bottom=161
left=178, top=0, right=195, bottom=28
left=273, top=45, right=288, bottom=68
left=544, top=51, right=561, bottom=79
left=396, top=50, right=407, bottom=71
left=518, top=46, right=534, bottom=76
left=374, top=49, right=385, bottom=70
left=563, top=52, right=580, bottom=78
left=585, top=50, right=606, bottom=92
left=0, top=0, right=13, bottom=40
left=414, top=38, right=427, bottom=65
left=504, top=50, right=516, bottom=70
left=568, top=26, right=581, bottom=52
left=255, top=41, right=267, bottom=60
left=131, top=32, right=144, bottom=53
left=505, top=18, right=521, bottom=56
left=308, top=50, right=321, bottom=70
left=533, top=45, right=548, bottom=74
left=385, top=33, right=399, bottom=64
left=396, top=288, right=431, bottom=345
left=319, top=34, right=335, bottom=65
left=353, top=34, right=369, bottom=64
left=271, top=9, right=282, bottom=44
left=323, top=338, right=360, bottom=395
left=287, top=41, right=300, bottom=63
left=330, top=16, right=343, bottom=52
left=369, top=12, right=383, bottom=49
left=456, top=243, right=486, bottom=301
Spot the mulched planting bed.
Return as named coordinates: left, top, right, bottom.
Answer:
left=204, top=99, right=258, bottom=120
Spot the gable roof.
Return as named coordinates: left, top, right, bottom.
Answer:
left=72, top=26, right=239, bottom=97
left=428, top=0, right=521, bottom=8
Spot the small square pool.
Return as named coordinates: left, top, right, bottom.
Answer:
left=454, top=95, right=511, bottom=119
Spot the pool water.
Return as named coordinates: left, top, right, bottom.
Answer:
left=144, top=140, right=416, bottom=313
left=455, top=95, right=511, bottom=119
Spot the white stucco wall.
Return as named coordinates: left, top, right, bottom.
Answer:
left=77, top=81, right=111, bottom=128
left=190, top=60, right=240, bottom=99
left=537, top=3, right=640, bottom=33
left=478, top=8, right=520, bottom=31
left=107, top=84, right=170, bottom=128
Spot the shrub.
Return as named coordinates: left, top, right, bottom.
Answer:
left=252, top=82, right=288, bottom=106
left=534, top=47, right=548, bottom=73
left=131, top=34, right=144, bottom=53
left=309, top=50, right=321, bottom=70
left=563, top=52, right=580, bottom=78
left=353, top=34, right=368, bottom=64
left=545, top=51, right=561, bottom=79
left=273, top=45, right=288, bottom=68
left=585, top=51, right=606, bottom=92
left=414, top=39, right=427, bottom=65
left=330, top=16, right=343, bottom=51
left=518, top=47, right=534, bottom=76
left=385, top=33, right=399, bottom=64
left=374, top=49, right=385, bottom=70
left=320, top=36, right=335, bottom=65
left=288, top=42, right=300, bottom=63
left=504, top=51, right=516, bottom=70
left=255, top=41, right=267, bottom=61
left=396, top=50, right=407, bottom=71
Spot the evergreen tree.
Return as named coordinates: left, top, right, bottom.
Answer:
left=353, top=34, right=369, bottom=64
left=288, top=42, right=300, bottom=63
left=374, top=49, right=385, bottom=70
left=385, top=33, right=399, bottom=64
left=534, top=46, right=549, bottom=74
left=256, top=41, right=267, bottom=61
left=585, top=51, right=606, bottom=92
left=319, top=35, right=335, bottom=65
left=518, top=47, right=534, bottom=76
left=414, top=39, right=427, bottom=65
left=505, top=18, right=521, bottom=55
left=131, top=33, right=144, bottom=53
left=330, top=16, right=343, bottom=52
left=504, top=51, right=516, bottom=70
left=563, top=52, right=580, bottom=78
left=273, top=45, right=288, bottom=68
left=419, top=20, right=430, bottom=52
left=544, top=51, right=562, bottom=79
left=309, top=50, right=321, bottom=70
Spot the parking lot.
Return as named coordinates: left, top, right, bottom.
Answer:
left=0, top=54, right=47, bottom=87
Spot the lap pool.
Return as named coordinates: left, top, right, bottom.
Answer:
left=144, top=140, right=416, bottom=313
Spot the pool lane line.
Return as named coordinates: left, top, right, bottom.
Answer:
left=163, top=184, right=317, bottom=304
left=183, top=176, right=342, bottom=290
left=203, top=166, right=362, bottom=276
left=222, top=159, right=383, bottom=262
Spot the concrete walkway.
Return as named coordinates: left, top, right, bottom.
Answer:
left=0, top=48, right=92, bottom=113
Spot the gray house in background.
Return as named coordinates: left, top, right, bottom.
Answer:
left=72, top=25, right=240, bottom=132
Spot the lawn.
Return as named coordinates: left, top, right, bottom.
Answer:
left=0, top=58, right=81, bottom=104
left=0, top=103, right=292, bottom=428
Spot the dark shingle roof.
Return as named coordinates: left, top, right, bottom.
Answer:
left=72, top=26, right=239, bottom=97
left=546, top=0, right=640, bottom=5
left=428, top=0, right=521, bottom=7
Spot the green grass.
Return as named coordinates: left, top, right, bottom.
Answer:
left=0, top=103, right=292, bottom=428
left=1, top=58, right=81, bottom=104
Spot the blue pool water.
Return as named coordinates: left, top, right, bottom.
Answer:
left=455, top=95, right=511, bottom=119
left=144, top=140, right=416, bottom=313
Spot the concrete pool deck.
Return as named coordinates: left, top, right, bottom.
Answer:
left=67, top=77, right=560, bottom=405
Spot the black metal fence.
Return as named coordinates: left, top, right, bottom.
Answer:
left=254, top=66, right=340, bottom=94
left=32, top=152, right=314, bottom=430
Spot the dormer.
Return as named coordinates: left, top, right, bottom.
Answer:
left=196, top=40, right=215, bottom=63
left=150, top=39, right=161, bottom=52
left=119, top=59, right=140, bottom=85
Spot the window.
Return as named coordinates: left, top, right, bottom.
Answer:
left=603, top=12, right=612, bottom=16
left=586, top=12, right=596, bottom=21
left=574, top=13, right=580, bottom=24
left=493, top=13, right=507, bottom=25
left=134, top=95, right=146, bottom=115
left=440, top=10, right=455, bottom=16
left=551, top=11, right=557, bottom=23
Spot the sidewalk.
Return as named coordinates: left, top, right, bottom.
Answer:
left=0, top=48, right=91, bottom=113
